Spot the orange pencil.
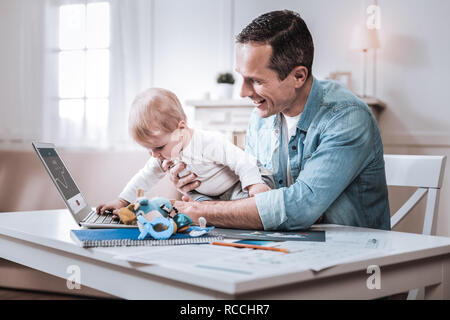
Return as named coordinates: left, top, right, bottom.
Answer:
left=212, top=241, right=289, bottom=253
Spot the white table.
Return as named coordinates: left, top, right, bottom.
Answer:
left=0, top=209, right=449, bottom=299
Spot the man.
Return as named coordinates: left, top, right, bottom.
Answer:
left=169, top=10, right=390, bottom=231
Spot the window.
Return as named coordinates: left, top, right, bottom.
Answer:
left=58, top=2, right=110, bottom=142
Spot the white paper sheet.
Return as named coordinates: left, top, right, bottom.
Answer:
left=114, top=244, right=244, bottom=267
left=114, top=231, right=391, bottom=276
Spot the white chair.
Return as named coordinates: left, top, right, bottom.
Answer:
left=384, top=154, right=446, bottom=235
left=384, top=154, right=447, bottom=299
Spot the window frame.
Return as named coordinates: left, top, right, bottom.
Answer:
left=57, top=1, right=111, bottom=142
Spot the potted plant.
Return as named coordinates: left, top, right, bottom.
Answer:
left=216, top=72, right=235, bottom=99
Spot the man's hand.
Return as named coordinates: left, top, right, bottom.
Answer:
left=247, top=183, right=271, bottom=197
left=173, top=195, right=201, bottom=224
left=173, top=195, right=263, bottom=229
left=162, top=160, right=200, bottom=195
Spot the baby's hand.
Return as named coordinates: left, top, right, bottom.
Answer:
left=161, top=159, right=175, bottom=172
left=96, top=198, right=130, bottom=216
left=247, top=183, right=271, bottom=197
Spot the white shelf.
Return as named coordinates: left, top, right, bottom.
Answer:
left=185, top=99, right=253, bottom=108
left=186, top=97, right=386, bottom=109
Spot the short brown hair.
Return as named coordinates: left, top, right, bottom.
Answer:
left=236, top=10, right=314, bottom=80
left=129, top=88, right=187, bottom=142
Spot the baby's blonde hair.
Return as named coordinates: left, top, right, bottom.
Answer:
left=129, top=88, right=187, bottom=142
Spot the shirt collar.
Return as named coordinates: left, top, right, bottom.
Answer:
left=271, top=76, right=323, bottom=133
left=297, top=76, right=323, bottom=132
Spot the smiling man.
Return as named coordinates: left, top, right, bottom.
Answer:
left=172, top=10, right=390, bottom=231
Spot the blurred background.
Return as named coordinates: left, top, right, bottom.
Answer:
left=1, top=0, right=450, bottom=235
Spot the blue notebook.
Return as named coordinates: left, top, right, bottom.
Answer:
left=70, top=229, right=223, bottom=248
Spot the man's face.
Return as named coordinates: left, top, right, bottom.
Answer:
left=235, top=43, right=298, bottom=118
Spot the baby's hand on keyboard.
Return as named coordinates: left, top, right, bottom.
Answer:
left=247, top=183, right=271, bottom=197
left=96, top=198, right=130, bottom=216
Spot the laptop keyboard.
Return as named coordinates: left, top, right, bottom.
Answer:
left=84, top=211, right=122, bottom=225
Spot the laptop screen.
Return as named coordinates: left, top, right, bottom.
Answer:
left=36, top=147, right=87, bottom=214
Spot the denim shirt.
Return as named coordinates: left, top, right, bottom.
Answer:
left=246, top=77, right=391, bottom=231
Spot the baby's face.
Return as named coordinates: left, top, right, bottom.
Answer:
left=139, top=129, right=185, bottom=161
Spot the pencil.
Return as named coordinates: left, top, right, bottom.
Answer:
left=212, top=241, right=289, bottom=253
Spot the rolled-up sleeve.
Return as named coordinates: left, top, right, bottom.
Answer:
left=255, top=106, right=375, bottom=230
left=254, top=187, right=288, bottom=230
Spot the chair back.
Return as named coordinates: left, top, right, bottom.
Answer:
left=384, top=154, right=446, bottom=235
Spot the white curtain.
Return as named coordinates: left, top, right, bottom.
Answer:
left=108, top=0, right=154, bottom=150
left=47, top=0, right=154, bottom=149
left=0, top=0, right=155, bottom=150
left=0, top=0, right=232, bottom=150
left=0, top=0, right=47, bottom=150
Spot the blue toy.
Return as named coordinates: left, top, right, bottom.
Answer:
left=118, top=191, right=213, bottom=240
left=134, top=196, right=173, bottom=218
left=137, top=215, right=174, bottom=240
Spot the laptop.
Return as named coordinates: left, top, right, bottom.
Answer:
left=32, top=141, right=137, bottom=229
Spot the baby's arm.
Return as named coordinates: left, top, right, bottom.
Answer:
left=97, top=157, right=165, bottom=215
left=205, top=133, right=268, bottom=193
left=118, top=157, right=166, bottom=203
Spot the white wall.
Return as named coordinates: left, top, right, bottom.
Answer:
left=375, top=0, right=450, bottom=237
left=377, top=0, right=450, bottom=143
left=152, top=0, right=368, bottom=102
left=233, top=0, right=366, bottom=88
left=153, top=0, right=227, bottom=103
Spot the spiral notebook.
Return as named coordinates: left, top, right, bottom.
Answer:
left=70, top=229, right=223, bottom=248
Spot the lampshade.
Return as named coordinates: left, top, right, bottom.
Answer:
left=350, top=25, right=380, bottom=51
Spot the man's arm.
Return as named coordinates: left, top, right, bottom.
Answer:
left=173, top=196, right=263, bottom=229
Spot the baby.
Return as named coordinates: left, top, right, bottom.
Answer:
left=97, top=88, right=274, bottom=215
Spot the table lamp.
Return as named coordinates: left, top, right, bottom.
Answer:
left=350, top=25, right=380, bottom=97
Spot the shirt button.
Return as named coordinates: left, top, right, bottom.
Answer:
left=278, top=179, right=283, bottom=184
left=292, top=145, right=297, bottom=151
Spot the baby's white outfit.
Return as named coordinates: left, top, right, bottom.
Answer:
left=119, top=129, right=274, bottom=203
